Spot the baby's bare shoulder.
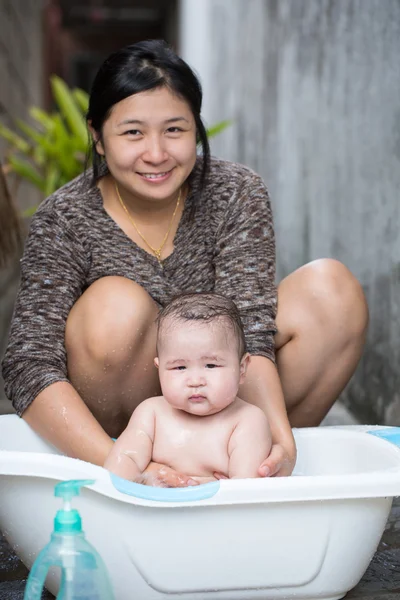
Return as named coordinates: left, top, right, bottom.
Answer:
left=129, top=396, right=164, bottom=419
left=234, top=398, right=268, bottom=423
left=141, top=395, right=165, bottom=406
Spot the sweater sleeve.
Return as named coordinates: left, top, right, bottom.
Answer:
left=213, top=171, right=277, bottom=362
left=1, top=207, right=89, bottom=416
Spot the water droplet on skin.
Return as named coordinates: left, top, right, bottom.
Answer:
left=123, top=449, right=138, bottom=456
left=136, top=430, right=147, bottom=437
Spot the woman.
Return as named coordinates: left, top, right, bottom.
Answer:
left=1, top=40, right=368, bottom=485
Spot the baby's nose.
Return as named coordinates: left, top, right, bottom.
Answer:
left=188, top=373, right=206, bottom=386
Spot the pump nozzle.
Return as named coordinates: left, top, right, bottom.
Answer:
left=54, top=479, right=95, bottom=534
left=55, top=479, right=95, bottom=500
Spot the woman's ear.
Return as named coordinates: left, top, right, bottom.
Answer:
left=87, top=121, right=105, bottom=156
left=239, top=353, right=250, bottom=383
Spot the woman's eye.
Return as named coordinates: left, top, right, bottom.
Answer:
left=166, top=127, right=183, bottom=134
left=124, top=129, right=141, bottom=136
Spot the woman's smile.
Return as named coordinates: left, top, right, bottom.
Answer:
left=96, top=88, right=197, bottom=205
left=137, top=169, right=174, bottom=184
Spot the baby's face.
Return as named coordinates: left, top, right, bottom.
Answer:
left=155, top=320, right=248, bottom=416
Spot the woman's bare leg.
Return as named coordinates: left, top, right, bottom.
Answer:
left=275, top=259, right=368, bottom=427
left=65, top=276, right=160, bottom=437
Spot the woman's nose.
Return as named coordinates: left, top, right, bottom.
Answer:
left=142, top=136, right=168, bottom=164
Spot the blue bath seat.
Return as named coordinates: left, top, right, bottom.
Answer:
left=368, top=427, right=400, bottom=446
left=110, top=473, right=220, bottom=502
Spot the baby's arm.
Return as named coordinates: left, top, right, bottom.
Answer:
left=228, top=405, right=272, bottom=479
left=104, top=400, right=155, bottom=481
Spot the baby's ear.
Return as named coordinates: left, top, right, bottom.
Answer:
left=154, top=357, right=159, bottom=369
left=239, top=353, right=250, bottom=382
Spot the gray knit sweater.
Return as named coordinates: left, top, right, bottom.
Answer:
left=2, top=157, right=277, bottom=416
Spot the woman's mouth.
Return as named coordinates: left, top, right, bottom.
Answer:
left=138, top=169, right=173, bottom=183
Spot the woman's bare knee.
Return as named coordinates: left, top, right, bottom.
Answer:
left=276, top=258, right=368, bottom=348
left=275, top=259, right=368, bottom=424
left=66, top=276, right=158, bottom=367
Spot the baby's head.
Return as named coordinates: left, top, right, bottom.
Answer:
left=154, top=293, right=250, bottom=416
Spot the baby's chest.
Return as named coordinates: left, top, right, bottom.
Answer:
left=152, top=423, right=231, bottom=474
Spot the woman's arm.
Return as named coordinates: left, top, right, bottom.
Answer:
left=1, top=205, right=117, bottom=464
left=239, top=356, right=296, bottom=476
left=23, top=381, right=114, bottom=465
left=2, top=206, right=88, bottom=418
left=213, top=168, right=295, bottom=475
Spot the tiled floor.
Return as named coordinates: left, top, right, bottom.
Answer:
left=1, top=498, right=400, bottom=599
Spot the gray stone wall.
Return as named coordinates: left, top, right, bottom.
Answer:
left=0, top=0, right=44, bottom=414
left=208, top=0, right=400, bottom=424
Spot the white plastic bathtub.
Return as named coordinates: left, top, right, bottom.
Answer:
left=1, top=415, right=400, bottom=600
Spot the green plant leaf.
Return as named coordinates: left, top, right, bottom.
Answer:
left=32, top=145, right=46, bottom=167
left=15, top=120, right=60, bottom=162
left=206, top=120, right=233, bottom=138
left=8, top=155, right=46, bottom=192
left=72, top=88, right=89, bottom=114
left=22, top=204, right=40, bottom=218
left=29, top=107, right=56, bottom=132
left=0, top=123, right=31, bottom=153
left=15, top=119, right=45, bottom=145
left=51, top=75, right=88, bottom=149
left=44, top=164, right=61, bottom=196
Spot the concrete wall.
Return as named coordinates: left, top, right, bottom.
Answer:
left=0, top=0, right=44, bottom=413
left=200, top=0, right=400, bottom=424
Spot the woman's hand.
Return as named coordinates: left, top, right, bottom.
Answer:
left=258, top=442, right=297, bottom=477
left=139, top=462, right=199, bottom=488
left=213, top=442, right=296, bottom=481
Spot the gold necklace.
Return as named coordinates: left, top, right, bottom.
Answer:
left=115, top=183, right=181, bottom=266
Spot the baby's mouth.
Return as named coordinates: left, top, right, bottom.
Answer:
left=189, top=394, right=206, bottom=402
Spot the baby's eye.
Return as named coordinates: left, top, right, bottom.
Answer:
left=173, top=365, right=186, bottom=371
left=205, top=364, right=219, bottom=369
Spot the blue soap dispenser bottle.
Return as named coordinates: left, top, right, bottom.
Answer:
left=24, top=479, right=115, bottom=600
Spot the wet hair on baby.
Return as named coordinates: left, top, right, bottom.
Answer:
left=156, top=293, right=246, bottom=358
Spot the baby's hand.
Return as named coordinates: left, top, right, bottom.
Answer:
left=189, top=475, right=219, bottom=484
left=139, top=462, right=199, bottom=488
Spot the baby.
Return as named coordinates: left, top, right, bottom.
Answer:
left=104, top=293, right=272, bottom=485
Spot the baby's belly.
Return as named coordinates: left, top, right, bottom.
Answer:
left=153, top=444, right=229, bottom=479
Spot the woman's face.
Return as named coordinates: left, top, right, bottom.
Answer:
left=95, top=86, right=198, bottom=204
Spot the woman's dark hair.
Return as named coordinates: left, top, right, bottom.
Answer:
left=157, top=293, right=247, bottom=358
left=86, top=39, right=210, bottom=191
